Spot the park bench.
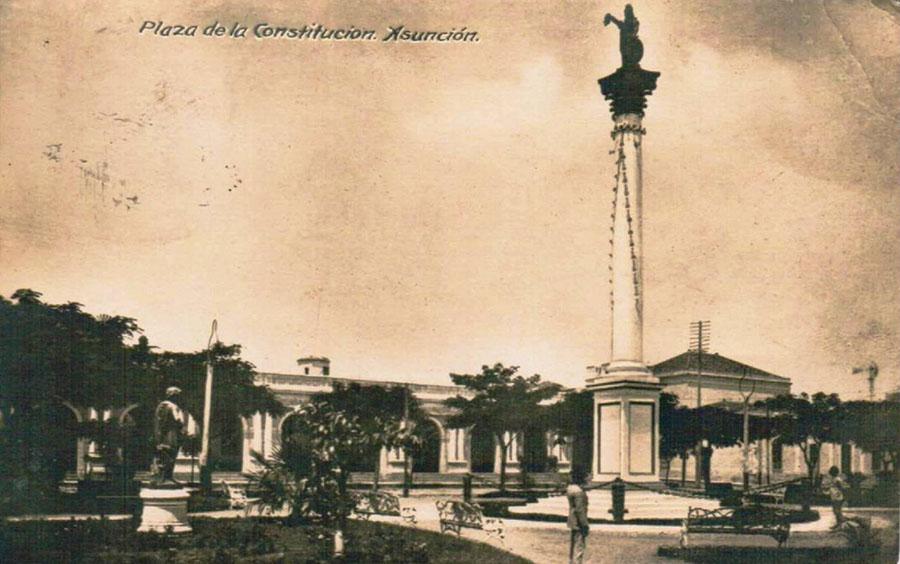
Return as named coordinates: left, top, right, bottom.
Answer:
left=222, top=480, right=264, bottom=517
left=743, top=484, right=788, bottom=505
left=435, top=499, right=504, bottom=544
left=351, top=490, right=416, bottom=524
left=680, top=506, right=790, bottom=548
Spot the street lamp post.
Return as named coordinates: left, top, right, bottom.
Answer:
left=199, top=319, right=217, bottom=491
left=402, top=383, right=411, bottom=498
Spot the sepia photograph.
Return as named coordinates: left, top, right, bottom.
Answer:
left=0, top=1, right=897, bottom=562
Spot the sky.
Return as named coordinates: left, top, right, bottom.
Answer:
left=1, top=0, right=897, bottom=399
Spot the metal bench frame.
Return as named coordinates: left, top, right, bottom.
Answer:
left=435, top=499, right=504, bottom=544
left=680, top=506, right=790, bottom=548
left=743, top=484, right=789, bottom=505
left=351, top=490, right=416, bottom=524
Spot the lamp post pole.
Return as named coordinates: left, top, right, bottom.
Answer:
left=199, top=319, right=217, bottom=489
left=402, top=383, right=411, bottom=498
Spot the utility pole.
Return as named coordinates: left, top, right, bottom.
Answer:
left=738, top=367, right=756, bottom=492
left=689, top=321, right=709, bottom=488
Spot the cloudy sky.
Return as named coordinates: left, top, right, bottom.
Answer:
left=1, top=0, right=897, bottom=398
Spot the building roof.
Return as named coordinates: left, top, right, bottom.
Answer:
left=297, top=356, right=330, bottom=363
left=651, top=351, right=790, bottom=384
left=256, top=371, right=468, bottom=397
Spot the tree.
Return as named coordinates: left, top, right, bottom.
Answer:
left=0, top=290, right=145, bottom=507
left=658, top=393, right=697, bottom=484
left=311, top=382, right=425, bottom=490
left=445, top=363, right=562, bottom=490
left=249, top=399, right=411, bottom=557
left=837, top=399, right=900, bottom=474
left=0, top=289, right=285, bottom=502
left=761, top=392, right=842, bottom=510
left=543, top=389, right=593, bottom=474
left=0, top=289, right=146, bottom=417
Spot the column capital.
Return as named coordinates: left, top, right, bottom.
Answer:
left=598, top=66, right=660, bottom=118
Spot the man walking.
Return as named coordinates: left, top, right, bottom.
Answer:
left=567, top=467, right=590, bottom=564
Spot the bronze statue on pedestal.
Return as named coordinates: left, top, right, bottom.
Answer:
left=151, top=386, right=184, bottom=486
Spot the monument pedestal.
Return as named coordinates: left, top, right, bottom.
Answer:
left=138, top=486, right=192, bottom=533
left=589, top=369, right=662, bottom=484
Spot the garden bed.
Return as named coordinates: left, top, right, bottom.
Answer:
left=0, top=516, right=534, bottom=563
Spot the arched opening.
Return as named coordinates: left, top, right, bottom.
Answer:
left=120, top=404, right=154, bottom=473
left=412, top=420, right=441, bottom=473
left=470, top=426, right=495, bottom=473
left=211, top=413, right=244, bottom=471
left=522, top=427, right=548, bottom=472
left=280, top=412, right=304, bottom=441
left=278, top=413, right=312, bottom=475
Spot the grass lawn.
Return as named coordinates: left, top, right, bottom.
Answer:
left=0, top=516, right=534, bottom=564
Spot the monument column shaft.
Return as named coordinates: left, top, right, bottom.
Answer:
left=609, top=113, right=644, bottom=366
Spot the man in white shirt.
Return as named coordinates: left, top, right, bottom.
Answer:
left=566, top=467, right=590, bottom=564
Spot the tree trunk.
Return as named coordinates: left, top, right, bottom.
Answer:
left=403, top=446, right=412, bottom=497
left=664, top=459, right=671, bottom=484
left=372, top=451, right=380, bottom=491
left=800, top=444, right=814, bottom=513
left=681, top=455, right=687, bottom=486
left=499, top=437, right=508, bottom=492
left=336, top=470, right=349, bottom=558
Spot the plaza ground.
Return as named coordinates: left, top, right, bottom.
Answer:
left=191, top=489, right=898, bottom=564
left=10, top=488, right=898, bottom=563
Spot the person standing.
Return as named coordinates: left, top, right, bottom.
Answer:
left=567, top=467, right=590, bottom=564
left=825, top=465, right=848, bottom=530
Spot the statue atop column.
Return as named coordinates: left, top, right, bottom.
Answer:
left=604, top=4, right=643, bottom=68
left=598, top=4, right=659, bottom=117
left=151, top=386, right=184, bottom=486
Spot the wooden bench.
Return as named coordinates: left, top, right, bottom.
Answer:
left=351, top=491, right=416, bottom=524
left=435, top=499, right=504, bottom=544
left=680, top=506, right=790, bottom=548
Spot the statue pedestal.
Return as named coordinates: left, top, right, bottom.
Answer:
left=138, top=486, right=192, bottom=533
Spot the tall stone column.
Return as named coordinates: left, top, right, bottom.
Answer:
left=608, top=112, right=647, bottom=374
left=586, top=4, right=663, bottom=484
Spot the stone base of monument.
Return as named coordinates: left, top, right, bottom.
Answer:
left=138, top=486, right=192, bottom=533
